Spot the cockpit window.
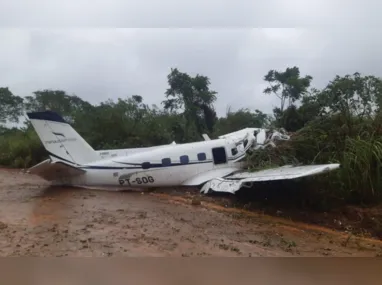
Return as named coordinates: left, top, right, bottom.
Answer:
left=231, top=147, right=238, bottom=155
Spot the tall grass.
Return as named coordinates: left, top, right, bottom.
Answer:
left=340, top=135, right=382, bottom=201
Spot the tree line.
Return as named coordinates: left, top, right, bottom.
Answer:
left=1, top=67, right=382, bottom=206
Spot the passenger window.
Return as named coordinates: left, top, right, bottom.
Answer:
left=197, top=152, right=206, bottom=161
left=231, top=148, right=238, bottom=155
left=162, top=158, right=171, bottom=166
left=141, top=162, right=151, bottom=169
left=180, top=155, right=189, bottom=164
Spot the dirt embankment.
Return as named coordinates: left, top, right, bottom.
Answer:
left=0, top=168, right=381, bottom=257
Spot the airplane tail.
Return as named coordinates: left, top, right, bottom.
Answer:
left=27, top=110, right=100, bottom=165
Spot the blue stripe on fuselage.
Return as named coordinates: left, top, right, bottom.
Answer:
left=79, top=153, right=246, bottom=170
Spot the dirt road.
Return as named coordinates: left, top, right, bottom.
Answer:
left=0, top=169, right=381, bottom=257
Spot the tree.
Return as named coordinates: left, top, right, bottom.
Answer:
left=263, top=66, right=313, bottom=113
left=0, top=87, right=24, bottom=124
left=262, top=67, right=313, bottom=130
left=273, top=88, right=322, bottom=132
left=318, top=72, right=382, bottom=118
left=162, top=68, right=218, bottom=138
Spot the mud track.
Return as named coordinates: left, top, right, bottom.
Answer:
left=0, top=169, right=381, bottom=257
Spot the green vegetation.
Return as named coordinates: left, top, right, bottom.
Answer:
left=1, top=67, right=382, bottom=207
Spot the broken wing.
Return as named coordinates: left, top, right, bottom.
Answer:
left=200, top=163, right=340, bottom=194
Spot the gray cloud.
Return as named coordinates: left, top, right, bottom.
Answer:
left=1, top=1, right=382, bottom=117
left=1, top=0, right=381, bottom=27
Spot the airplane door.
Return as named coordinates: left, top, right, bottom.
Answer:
left=212, top=147, right=228, bottom=165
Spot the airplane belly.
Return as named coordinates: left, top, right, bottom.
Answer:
left=82, top=169, right=130, bottom=187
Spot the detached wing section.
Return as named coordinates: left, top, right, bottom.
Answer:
left=200, top=163, right=340, bottom=194
left=28, top=159, right=86, bottom=181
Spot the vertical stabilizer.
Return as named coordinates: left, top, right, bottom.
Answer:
left=27, top=111, right=99, bottom=165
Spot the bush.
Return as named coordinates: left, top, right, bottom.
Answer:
left=0, top=128, right=46, bottom=168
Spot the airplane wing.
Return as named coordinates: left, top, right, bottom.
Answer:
left=200, top=163, right=340, bottom=194
left=28, top=159, right=86, bottom=181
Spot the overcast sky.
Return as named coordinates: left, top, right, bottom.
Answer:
left=1, top=0, right=381, bottom=117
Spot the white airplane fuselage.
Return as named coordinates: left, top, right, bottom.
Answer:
left=52, top=137, right=248, bottom=189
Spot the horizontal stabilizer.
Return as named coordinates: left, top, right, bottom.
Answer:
left=28, top=159, right=86, bottom=181
left=201, top=163, right=340, bottom=194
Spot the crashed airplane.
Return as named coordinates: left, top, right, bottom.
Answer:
left=26, top=110, right=340, bottom=194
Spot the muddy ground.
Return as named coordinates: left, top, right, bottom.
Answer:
left=0, top=169, right=381, bottom=257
